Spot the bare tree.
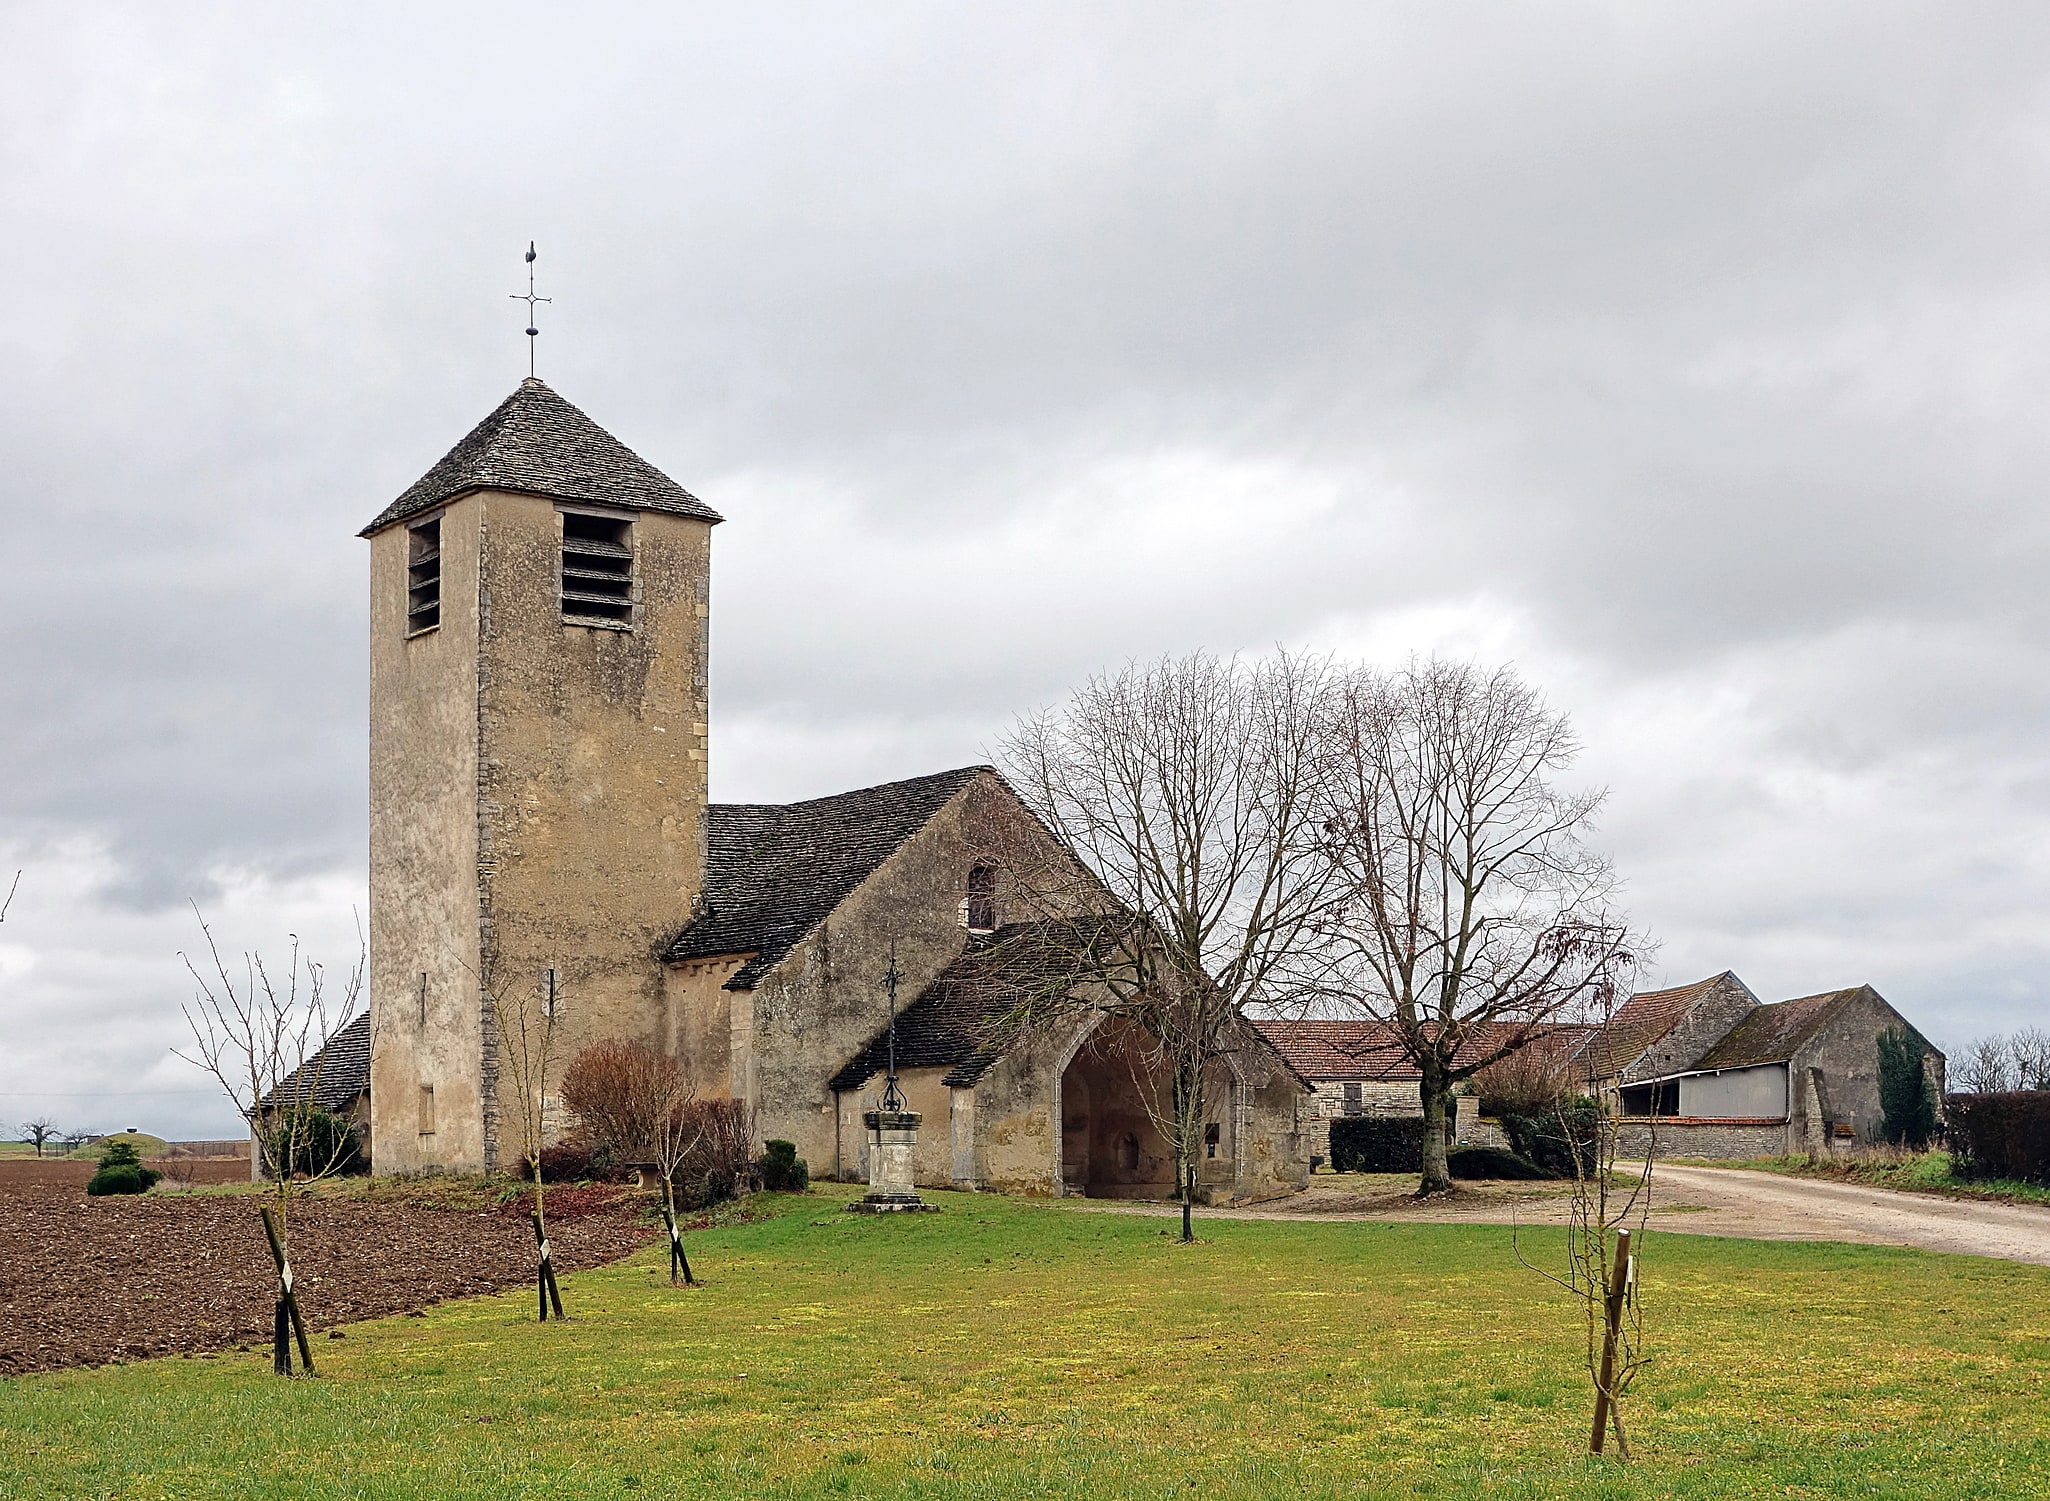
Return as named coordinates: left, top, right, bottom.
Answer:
left=19, top=1117, right=60, bottom=1158
left=1953, top=1035, right=2016, bottom=1095
left=175, top=910, right=366, bottom=1376
left=484, top=966, right=566, bottom=1319
left=2011, top=1027, right=2050, bottom=1091
left=1311, top=658, right=1639, bottom=1196
left=0, top=870, right=19, bottom=923
left=998, top=650, right=1339, bottom=1241
left=560, top=1039, right=702, bottom=1285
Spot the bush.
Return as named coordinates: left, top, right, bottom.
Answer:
left=85, top=1139, right=161, bottom=1196
left=262, top=1108, right=364, bottom=1178
left=663, top=1099, right=758, bottom=1207
left=758, top=1139, right=810, bottom=1192
left=1499, top=1098, right=1602, bottom=1178
left=1328, top=1117, right=1424, bottom=1173
left=1946, top=1092, right=2050, bottom=1185
left=1448, top=1145, right=1553, bottom=1180
left=560, top=1040, right=684, bottom=1167
left=1473, top=1047, right=1572, bottom=1119
left=518, top=1141, right=624, bottom=1183
left=1879, top=1028, right=1939, bottom=1149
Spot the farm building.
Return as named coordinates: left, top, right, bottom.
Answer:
left=1584, top=973, right=1946, bottom=1158
left=307, top=377, right=1309, bottom=1203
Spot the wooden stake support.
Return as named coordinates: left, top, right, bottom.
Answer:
left=259, top=1205, right=315, bottom=1377
left=532, top=1211, right=564, bottom=1320
left=1589, top=1228, right=1634, bottom=1455
left=661, top=1200, right=695, bottom=1286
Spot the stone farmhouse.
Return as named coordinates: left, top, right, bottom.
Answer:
left=296, top=378, right=1309, bottom=1203
left=1256, top=970, right=1944, bottom=1162
left=1586, top=972, right=1946, bottom=1158
left=1249, top=1019, right=1581, bottom=1162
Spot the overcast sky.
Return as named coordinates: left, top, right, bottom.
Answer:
left=4, top=3, right=2047, bottom=1138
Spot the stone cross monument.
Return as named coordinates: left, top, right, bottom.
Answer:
left=847, top=947, right=937, bottom=1214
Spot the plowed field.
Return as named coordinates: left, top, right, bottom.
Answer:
left=0, top=1183, right=657, bottom=1376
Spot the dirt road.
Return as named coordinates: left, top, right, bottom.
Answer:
left=1069, top=1167, right=2050, bottom=1267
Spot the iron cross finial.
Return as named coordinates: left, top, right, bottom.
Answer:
left=509, top=241, right=551, bottom=378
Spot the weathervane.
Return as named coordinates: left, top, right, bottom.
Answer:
left=509, top=242, right=550, bottom=378
left=881, top=943, right=905, bottom=1111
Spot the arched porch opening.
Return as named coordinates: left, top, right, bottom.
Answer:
left=1057, top=1015, right=1178, bottom=1199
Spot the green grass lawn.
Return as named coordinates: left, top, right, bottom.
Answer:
left=4, top=1184, right=2047, bottom=1500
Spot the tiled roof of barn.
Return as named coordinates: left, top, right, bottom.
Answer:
left=1690, top=987, right=1867, bottom=1071
left=664, top=766, right=989, bottom=988
left=256, top=1010, right=372, bottom=1116
left=1252, top=1018, right=1589, bottom=1083
left=829, top=917, right=1134, bottom=1093
left=1575, top=972, right=1746, bottom=1080
left=359, top=378, right=723, bottom=536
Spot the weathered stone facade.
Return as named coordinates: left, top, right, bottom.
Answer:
left=1612, top=1118, right=1789, bottom=1160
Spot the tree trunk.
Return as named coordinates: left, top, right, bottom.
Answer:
left=1418, top=1062, right=1453, bottom=1197
left=1175, top=1054, right=1200, bottom=1243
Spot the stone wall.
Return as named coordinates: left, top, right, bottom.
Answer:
left=1612, top=1117, right=1790, bottom=1159
left=1789, top=988, right=1946, bottom=1145
left=368, top=490, right=714, bottom=1175
left=1624, top=973, right=1759, bottom=1084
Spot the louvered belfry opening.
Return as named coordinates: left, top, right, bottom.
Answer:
left=561, top=510, right=634, bottom=626
left=406, top=516, right=441, bottom=634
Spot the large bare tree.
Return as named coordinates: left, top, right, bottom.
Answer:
left=1312, top=658, right=1638, bottom=1196
left=998, top=650, right=1337, bottom=1241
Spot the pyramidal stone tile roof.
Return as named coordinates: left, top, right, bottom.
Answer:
left=664, top=767, right=990, bottom=989
left=256, top=1010, right=372, bottom=1116
left=359, top=378, right=722, bottom=537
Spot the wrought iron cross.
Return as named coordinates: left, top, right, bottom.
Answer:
left=509, top=242, right=551, bottom=377
left=881, top=943, right=905, bottom=1111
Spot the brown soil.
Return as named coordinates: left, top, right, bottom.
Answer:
left=0, top=1183, right=659, bottom=1377
left=0, top=1159, right=249, bottom=1189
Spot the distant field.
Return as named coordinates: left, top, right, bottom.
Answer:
left=3, top=1182, right=2046, bottom=1500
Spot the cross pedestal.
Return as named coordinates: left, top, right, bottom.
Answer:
left=846, top=1109, right=938, bottom=1213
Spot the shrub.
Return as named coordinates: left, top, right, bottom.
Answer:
left=1473, top=1046, right=1572, bottom=1119
left=1878, top=1028, right=1939, bottom=1149
left=518, top=1140, right=623, bottom=1183
left=670, top=1098, right=758, bottom=1207
left=559, top=1040, right=685, bottom=1167
left=86, top=1139, right=161, bottom=1196
left=1448, top=1145, right=1552, bottom=1180
left=262, top=1108, right=364, bottom=1178
left=1328, top=1117, right=1424, bottom=1173
left=1499, top=1098, right=1602, bottom=1178
left=758, top=1139, right=810, bottom=1192
left=1945, top=1091, right=2050, bottom=1185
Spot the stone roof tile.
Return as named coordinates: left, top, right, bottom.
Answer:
left=1691, top=987, right=1866, bottom=1070
left=360, top=379, right=721, bottom=536
left=256, top=1010, right=372, bottom=1116
left=665, top=767, right=989, bottom=988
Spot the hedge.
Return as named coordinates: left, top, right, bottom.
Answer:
left=1499, top=1099, right=1601, bottom=1179
left=1945, top=1091, right=2050, bottom=1186
left=1328, top=1116, right=1424, bottom=1173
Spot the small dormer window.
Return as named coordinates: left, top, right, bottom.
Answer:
left=406, top=517, right=441, bottom=635
left=561, top=510, right=633, bottom=627
left=965, top=863, right=998, bottom=933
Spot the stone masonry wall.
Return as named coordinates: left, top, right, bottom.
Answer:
left=1612, top=1118, right=1790, bottom=1159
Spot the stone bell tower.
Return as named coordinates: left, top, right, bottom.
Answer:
left=360, top=379, right=721, bottom=1173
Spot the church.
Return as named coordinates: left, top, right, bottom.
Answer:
left=345, top=377, right=1310, bottom=1202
